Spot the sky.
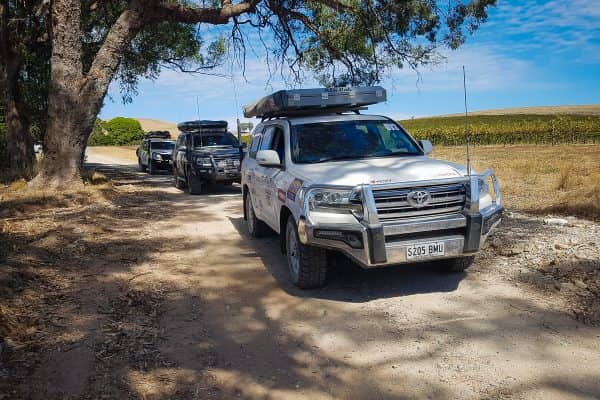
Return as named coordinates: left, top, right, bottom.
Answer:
left=99, top=0, right=600, bottom=126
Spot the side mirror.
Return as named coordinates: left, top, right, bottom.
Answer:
left=256, top=150, right=281, bottom=167
left=419, top=139, right=433, bottom=155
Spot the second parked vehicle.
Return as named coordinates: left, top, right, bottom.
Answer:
left=136, top=131, right=175, bottom=175
left=173, top=120, right=244, bottom=194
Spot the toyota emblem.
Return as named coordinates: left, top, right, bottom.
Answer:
left=407, top=190, right=430, bottom=208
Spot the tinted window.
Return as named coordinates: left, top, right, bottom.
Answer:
left=176, top=135, right=185, bottom=148
left=259, top=127, right=275, bottom=151
left=249, top=130, right=262, bottom=159
left=291, top=120, right=421, bottom=164
left=193, top=133, right=239, bottom=147
left=150, top=141, right=175, bottom=150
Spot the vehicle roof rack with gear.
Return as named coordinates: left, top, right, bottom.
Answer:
left=243, top=86, right=387, bottom=119
left=144, top=131, right=171, bottom=139
left=178, top=120, right=228, bottom=133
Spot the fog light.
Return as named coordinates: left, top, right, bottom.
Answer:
left=314, top=229, right=363, bottom=249
left=298, top=219, right=309, bottom=244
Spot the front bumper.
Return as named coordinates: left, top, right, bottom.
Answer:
left=151, top=159, right=172, bottom=170
left=193, top=167, right=241, bottom=182
left=302, top=172, right=503, bottom=268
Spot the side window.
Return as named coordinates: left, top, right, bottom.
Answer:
left=249, top=130, right=262, bottom=159
left=176, top=135, right=184, bottom=149
left=260, top=127, right=275, bottom=151
left=271, top=127, right=285, bottom=163
left=143, top=141, right=149, bottom=151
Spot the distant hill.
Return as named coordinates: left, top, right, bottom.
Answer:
left=136, top=118, right=179, bottom=137
left=440, top=104, right=600, bottom=118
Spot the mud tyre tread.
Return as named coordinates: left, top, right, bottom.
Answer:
left=187, top=170, right=204, bottom=195
left=286, top=216, right=328, bottom=289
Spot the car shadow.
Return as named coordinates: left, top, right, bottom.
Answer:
left=228, top=217, right=466, bottom=303
left=86, top=162, right=242, bottom=195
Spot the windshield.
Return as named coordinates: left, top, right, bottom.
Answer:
left=193, top=133, right=239, bottom=147
left=291, top=120, right=422, bottom=164
left=150, top=141, right=175, bottom=150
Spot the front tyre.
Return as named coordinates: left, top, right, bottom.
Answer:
left=174, top=168, right=185, bottom=190
left=138, top=158, right=146, bottom=172
left=187, top=170, right=204, bottom=195
left=244, top=193, right=269, bottom=237
left=148, top=160, right=156, bottom=175
left=285, top=216, right=327, bottom=289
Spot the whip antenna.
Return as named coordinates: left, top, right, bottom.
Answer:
left=463, top=66, right=472, bottom=177
left=231, top=74, right=242, bottom=143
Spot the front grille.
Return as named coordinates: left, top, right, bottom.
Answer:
left=372, top=184, right=466, bottom=221
left=212, top=155, right=240, bottom=169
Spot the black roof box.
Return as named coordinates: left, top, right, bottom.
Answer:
left=144, top=131, right=171, bottom=139
left=178, top=120, right=228, bottom=133
left=243, top=86, right=387, bottom=118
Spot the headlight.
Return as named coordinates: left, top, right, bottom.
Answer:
left=152, top=153, right=163, bottom=161
left=196, top=157, right=212, bottom=167
left=478, top=178, right=489, bottom=197
left=478, top=177, right=493, bottom=210
left=306, top=188, right=362, bottom=216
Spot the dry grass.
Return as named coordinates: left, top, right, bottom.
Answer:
left=434, top=144, right=600, bottom=221
left=89, top=146, right=139, bottom=162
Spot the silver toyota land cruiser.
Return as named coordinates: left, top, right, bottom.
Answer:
left=241, top=87, right=503, bottom=289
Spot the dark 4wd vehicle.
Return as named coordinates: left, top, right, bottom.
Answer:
left=173, top=120, right=244, bottom=194
left=136, top=131, right=175, bottom=175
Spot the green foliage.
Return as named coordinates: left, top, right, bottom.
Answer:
left=400, top=114, right=600, bottom=145
left=88, top=117, right=144, bottom=146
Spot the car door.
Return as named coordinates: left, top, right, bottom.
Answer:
left=244, top=126, right=263, bottom=206
left=254, top=125, right=285, bottom=228
left=141, top=140, right=150, bottom=166
left=174, top=135, right=185, bottom=177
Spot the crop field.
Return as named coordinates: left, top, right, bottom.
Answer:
left=400, top=114, right=600, bottom=145
left=434, top=144, right=600, bottom=221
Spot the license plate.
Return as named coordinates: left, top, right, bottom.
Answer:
left=406, top=241, right=445, bottom=260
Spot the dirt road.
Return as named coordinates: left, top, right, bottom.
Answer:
left=5, top=148, right=599, bottom=399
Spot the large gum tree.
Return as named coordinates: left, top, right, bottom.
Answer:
left=3, top=0, right=497, bottom=189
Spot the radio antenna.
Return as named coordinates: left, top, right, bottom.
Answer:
left=463, top=66, right=472, bottom=177
left=196, top=96, right=201, bottom=121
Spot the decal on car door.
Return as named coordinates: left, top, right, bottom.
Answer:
left=287, top=178, right=303, bottom=201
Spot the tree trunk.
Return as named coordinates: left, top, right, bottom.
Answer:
left=0, top=1, right=35, bottom=182
left=4, top=90, right=35, bottom=181
left=30, top=0, right=85, bottom=190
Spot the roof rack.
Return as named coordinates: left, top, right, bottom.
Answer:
left=244, top=86, right=386, bottom=119
left=178, top=120, right=228, bottom=133
left=144, top=131, right=171, bottom=139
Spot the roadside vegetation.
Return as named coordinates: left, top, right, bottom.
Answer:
left=401, top=114, right=600, bottom=145
left=88, top=117, right=145, bottom=146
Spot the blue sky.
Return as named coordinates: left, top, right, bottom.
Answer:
left=100, top=0, right=600, bottom=126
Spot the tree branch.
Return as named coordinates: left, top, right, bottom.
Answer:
left=149, top=0, right=261, bottom=25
